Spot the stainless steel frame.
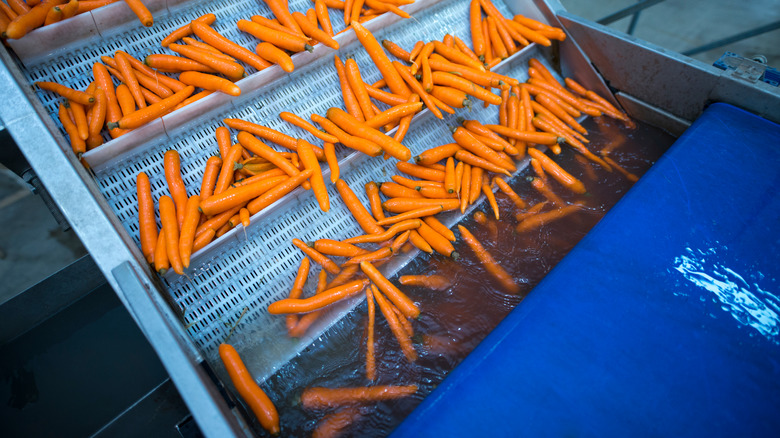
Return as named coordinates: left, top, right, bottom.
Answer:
left=2, top=0, right=779, bottom=436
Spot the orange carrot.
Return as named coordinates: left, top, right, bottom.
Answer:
left=392, top=61, right=443, bottom=119
left=365, top=288, right=376, bottom=380
left=382, top=197, right=459, bottom=213
left=422, top=216, right=455, bottom=241
left=329, top=108, right=412, bottom=161
left=516, top=204, right=580, bottom=233
left=434, top=39, right=486, bottom=72
left=36, top=81, right=93, bottom=105
left=143, top=54, right=217, bottom=73
left=247, top=170, right=312, bottom=214
left=195, top=206, right=240, bottom=238
left=268, top=279, right=369, bottom=314
left=237, top=19, right=312, bottom=52
left=382, top=39, right=411, bottom=61
left=179, top=71, right=241, bottom=97
left=453, top=127, right=515, bottom=172
left=169, top=43, right=244, bottom=81
left=372, top=284, right=417, bottom=362
left=361, top=261, right=419, bottom=319
left=219, top=344, right=279, bottom=435
left=416, top=220, right=456, bottom=257
left=164, top=150, right=188, bottom=228
left=375, top=204, right=443, bottom=226
left=351, top=21, right=410, bottom=97
left=301, top=384, right=418, bottom=410
left=159, top=196, right=184, bottom=275
left=311, top=113, right=383, bottom=157
left=458, top=225, right=519, bottom=293
left=335, top=179, right=385, bottom=235
left=298, top=139, right=330, bottom=212
left=379, top=181, right=422, bottom=199
left=199, top=156, right=222, bottom=200
left=443, top=157, right=456, bottom=193
left=153, top=229, right=168, bottom=273
left=334, top=55, right=365, bottom=121
left=344, top=219, right=421, bottom=245
left=250, top=14, right=307, bottom=38
left=255, top=42, right=294, bottom=72
left=431, top=71, right=501, bottom=105
left=314, top=0, right=333, bottom=37
left=414, top=143, right=461, bottom=166
left=531, top=176, right=565, bottom=207
left=391, top=230, right=411, bottom=253
left=107, top=86, right=194, bottom=130
left=527, top=147, right=586, bottom=194
left=199, top=175, right=286, bottom=216
left=263, top=0, right=304, bottom=34
left=123, top=0, right=152, bottom=27
left=484, top=124, right=560, bottom=145
left=393, top=93, right=420, bottom=143
left=285, top=256, right=311, bottom=334
left=469, top=0, right=485, bottom=58
left=364, top=181, right=385, bottom=221
left=397, top=161, right=445, bottom=182
left=92, top=63, right=124, bottom=138
left=601, top=155, right=639, bottom=182
left=179, top=195, right=201, bottom=268
left=343, top=247, right=392, bottom=266
left=313, top=239, right=368, bottom=257
left=293, top=238, right=340, bottom=275
left=482, top=183, right=499, bottom=219
left=292, top=10, right=339, bottom=49
left=192, top=22, right=272, bottom=71
left=136, top=172, right=157, bottom=264
left=344, top=58, right=375, bottom=120
left=59, top=103, right=85, bottom=155
left=514, top=201, right=547, bottom=222
left=68, top=100, right=89, bottom=141
left=192, top=227, right=215, bottom=252
left=114, top=51, right=146, bottom=109
left=161, top=14, right=216, bottom=47
left=225, top=118, right=324, bottom=160
left=408, top=229, right=432, bottom=253
left=460, top=163, right=471, bottom=213
left=399, top=274, right=451, bottom=290
left=4, top=0, right=64, bottom=39
left=493, top=177, right=526, bottom=209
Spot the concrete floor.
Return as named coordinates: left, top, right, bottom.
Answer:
left=0, top=0, right=778, bottom=305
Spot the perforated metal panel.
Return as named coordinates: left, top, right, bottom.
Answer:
left=13, top=0, right=547, bottom=379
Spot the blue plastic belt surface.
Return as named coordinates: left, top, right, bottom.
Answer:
left=393, top=103, right=780, bottom=437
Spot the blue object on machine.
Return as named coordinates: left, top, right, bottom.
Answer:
left=392, top=103, right=780, bottom=437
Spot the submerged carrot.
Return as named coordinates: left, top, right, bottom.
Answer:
left=527, top=147, right=586, bottom=194
left=372, top=284, right=417, bottom=362
left=365, top=288, right=376, bottom=380
left=361, top=261, right=419, bottom=319
left=458, top=225, right=519, bottom=294
left=312, top=406, right=363, bottom=438
left=301, top=384, right=418, bottom=410
left=399, top=274, right=451, bottom=291
left=515, top=204, right=580, bottom=233
left=219, top=344, right=280, bottom=435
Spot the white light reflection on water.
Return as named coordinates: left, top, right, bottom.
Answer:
left=673, top=245, right=780, bottom=342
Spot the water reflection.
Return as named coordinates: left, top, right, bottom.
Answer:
left=673, top=245, right=780, bottom=341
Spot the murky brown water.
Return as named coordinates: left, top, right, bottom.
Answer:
left=254, top=117, right=676, bottom=437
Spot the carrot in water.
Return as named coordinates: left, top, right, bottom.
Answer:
left=399, top=274, right=451, bottom=291
left=301, top=384, right=418, bottom=410
left=219, top=344, right=279, bottom=435
left=365, top=288, right=376, bottom=380
left=372, top=284, right=417, bottom=362
left=268, top=279, right=369, bottom=314
left=493, top=177, right=526, bottom=209
left=361, top=261, right=419, bottom=319
left=312, top=406, right=364, bottom=438
left=458, top=225, right=519, bottom=294
left=516, top=204, right=580, bottom=233
left=527, top=147, right=586, bottom=194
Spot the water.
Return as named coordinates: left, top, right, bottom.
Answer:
left=254, top=117, right=676, bottom=436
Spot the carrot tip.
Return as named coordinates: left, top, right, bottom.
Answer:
left=106, top=122, right=119, bottom=130
left=451, top=251, right=460, bottom=261
left=305, top=44, right=314, bottom=52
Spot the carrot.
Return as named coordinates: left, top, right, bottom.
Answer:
left=363, top=82, right=407, bottom=106
left=432, top=40, right=484, bottom=72
left=469, top=0, right=485, bottom=58
left=212, top=143, right=244, bottom=196
left=262, top=0, right=304, bottom=34
left=195, top=206, right=240, bottom=238
left=371, top=284, right=417, bottom=362
left=163, top=150, right=188, bottom=228
left=159, top=196, right=184, bottom=275
left=492, top=177, right=526, bottom=209
left=113, top=51, right=146, bottom=110
left=219, top=344, right=279, bottom=435
left=332, top=179, right=384, bottom=235
left=107, top=85, right=194, bottom=130
left=169, top=43, right=244, bottom=81
left=7, top=0, right=30, bottom=15
left=495, top=17, right=518, bottom=55
left=458, top=225, right=519, bottom=293
left=527, top=148, right=586, bottom=194
left=123, top=0, right=152, bottom=27
left=399, top=274, right=451, bottom=291
left=585, top=90, right=629, bottom=121
left=392, top=175, right=441, bottom=191
left=59, top=102, right=86, bottom=155
left=504, top=17, right=550, bottom=46
left=343, top=247, right=392, bottom=266
left=0, top=0, right=19, bottom=20
left=360, top=181, right=384, bottom=222
left=364, top=0, right=408, bottom=18
left=453, top=127, right=515, bottom=173
left=361, top=261, right=419, bottom=318
left=452, top=149, right=508, bottom=177
left=564, top=77, right=588, bottom=96
left=161, top=14, right=216, bottom=47
left=379, top=181, right=421, bottom=199
left=431, top=71, right=501, bottom=105
left=285, top=257, right=311, bottom=333
left=506, top=93, right=518, bottom=147
left=237, top=19, right=312, bottom=53
left=514, top=201, right=547, bottom=222
left=92, top=63, right=124, bottom=137
left=239, top=207, right=250, bottom=228
left=391, top=61, right=442, bottom=120
left=225, top=119, right=324, bottom=160
left=250, top=14, right=306, bottom=38
left=393, top=93, right=420, bottom=143
left=344, top=58, right=375, bottom=120
left=601, top=155, right=639, bottom=182
left=311, top=114, right=383, bottom=157
left=215, top=222, right=232, bottom=237
left=390, top=230, right=411, bottom=253
left=36, top=81, right=93, bottom=105
left=413, top=143, right=460, bottom=166
left=365, top=288, right=376, bottom=380
left=298, top=139, right=330, bottom=212
left=199, top=175, right=286, bottom=216
left=443, top=157, right=456, bottom=193
left=531, top=176, right=565, bottom=207
left=313, top=239, right=367, bottom=257
left=199, top=156, right=222, bottom=200
left=364, top=102, right=422, bottom=130
left=526, top=80, right=599, bottom=116
left=351, top=21, right=410, bottom=97
left=420, top=51, right=433, bottom=93
left=76, top=0, right=118, bottom=14
left=4, top=0, right=65, bottom=39
left=314, top=0, right=333, bottom=36
left=478, top=183, right=498, bottom=219
left=382, top=197, right=459, bottom=213
left=301, top=384, right=418, bottom=410
left=292, top=10, right=338, bottom=49
left=153, top=229, right=168, bottom=273
left=469, top=165, right=483, bottom=205
left=246, top=169, right=313, bottom=214
left=460, top=163, right=471, bottom=213
left=178, top=195, right=201, bottom=268
left=382, top=39, right=411, bottom=61
left=143, top=54, right=216, bottom=73
left=516, top=204, right=580, bottom=233
left=422, top=216, right=455, bottom=242
left=232, top=168, right=286, bottom=188
left=396, top=161, right=445, bottom=182
left=431, top=86, right=472, bottom=109
left=192, top=227, right=215, bottom=252
left=67, top=100, right=89, bottom=141
left=292, top=238, right=340, bottom=274
left=416, top=220, right=456, bottom=257
left=192, top=22, right=272, bottom=72
left=327, top=107, right=411, bottom=161
left=268, top=279, right=369, bottom=314
left=375, top=204, right=442, bottom=226
left=251, top=43, right=292, bottom=73
left=462, top=120, right=512, bottom=153
left=43, top=6, right=63, bottom=26
left=536, top=93, right=587, bottom=135
left=344, top=219, right=421, bottom=245
left=136, top=172, right=157, bottom=264
left=407, top=229, right=432, bottom=253
left=178, top=71, right=241, bottom=97
left=483, top=124, right=560, bottom=145
left=333, top=56, right=365, bottom=122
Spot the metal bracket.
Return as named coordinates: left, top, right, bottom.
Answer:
left=720, top=55, right=769, bottom=84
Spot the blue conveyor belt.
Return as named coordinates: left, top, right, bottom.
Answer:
left=393, top=103, right=780, bottom=437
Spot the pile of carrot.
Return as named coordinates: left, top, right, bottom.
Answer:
left=120, top=1, right=642, bottom=434
left=1, top=0, right=152, bottom=39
